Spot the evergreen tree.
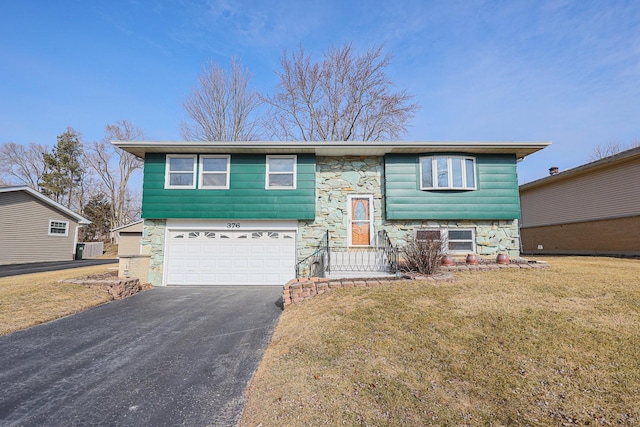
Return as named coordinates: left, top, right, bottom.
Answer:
left=81, top=194, right=112, bottom=241
left=40, top=127, right=84, bottom=208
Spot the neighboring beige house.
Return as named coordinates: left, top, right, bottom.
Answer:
left=110, top=220, right=143, bottom=256
left=0, top=186, right=91, bottom=265
left=110, top=220, right=149, bottom=283
left=519, top=146, right=640, bottom=256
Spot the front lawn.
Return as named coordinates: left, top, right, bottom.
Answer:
left=240, top=256, right=640, bottom=426
left=0, top=266, right=115, bottom=336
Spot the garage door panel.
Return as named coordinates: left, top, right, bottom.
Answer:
left=167, top=228, right=296, bottom=286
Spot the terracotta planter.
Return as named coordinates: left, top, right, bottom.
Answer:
left=466, top=253, right=479, bottom=265
left=441, top=255, right=454, bottom=266
left=496, top=253, right=510, bottom=265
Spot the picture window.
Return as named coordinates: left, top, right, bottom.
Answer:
left=420, top=156, right=476, bottom=190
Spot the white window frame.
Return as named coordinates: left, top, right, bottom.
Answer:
left=419, top=156, right=477, bottom=190
left=416, top=228, right=476, bottom=254
left=199, top=155, right=230, bottom=189
left=265, top=155, right=297, bottom=190
left=165, top=154, right=197, bottom=189
left=49, top=219, right=69, bottom=237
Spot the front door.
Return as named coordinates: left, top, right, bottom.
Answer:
left=349, top=196, right=373, bottom=246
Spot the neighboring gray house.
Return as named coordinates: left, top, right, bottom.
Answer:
left=0, top=186, right=91, bottom=265
left=519, top=146, right=640, bottom=256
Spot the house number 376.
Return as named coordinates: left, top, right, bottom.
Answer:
left=226, top=222, right=241, bottom=228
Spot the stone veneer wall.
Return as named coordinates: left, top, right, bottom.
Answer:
left=141, top=219, right=166, bottom=286
left=298, top=156, right=520, bottom=260
left=383, top=219, right=520, bottom=257
left=298, top=156, right=385, bottom=261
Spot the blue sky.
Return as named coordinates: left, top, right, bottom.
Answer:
left=1, top=0, right=638, bottom=183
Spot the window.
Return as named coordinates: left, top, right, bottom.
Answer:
left=420, top=156, right=476, bottom=190
left=165, top=155, right=197, bottom=189
left=447, top=229, right=475, bottom=252
left=416, top=228, right=475, bottom=253
left=199, top=155, right=230, bottom=189
left=266, top=155, right=296, bottom=189
left=49, top=220, right=69, bottom=236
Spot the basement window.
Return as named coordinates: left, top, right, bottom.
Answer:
left=416, top=228, right=475, bottom=253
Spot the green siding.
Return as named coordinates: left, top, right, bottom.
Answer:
left=385, top=153, right=521, bottom=220
left=142, top=153, right=315, bottom=219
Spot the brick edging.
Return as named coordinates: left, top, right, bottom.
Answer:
left=283, top=274, right=455, bottom=306
left=283, top=261, right=550, bottom=307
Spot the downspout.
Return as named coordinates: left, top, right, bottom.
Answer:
left=73, top=224, right=80, bottom=261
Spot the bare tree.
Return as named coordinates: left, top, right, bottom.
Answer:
left=263, top=43, right=419, bottom=141
left=0, top=142, right=48, bottom=189
left=180, top=57, right=263, bottom=141
left=85, top=120, right=144, bottom=231
left=588, top=140, right=640, bottom=161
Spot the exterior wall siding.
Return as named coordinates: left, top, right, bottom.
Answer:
left=0, top=191, right=79, bottom=265
left=521, top=216, right=640, bottom=256
left=520, top=156, right=640, bottom=228
left=141, top=153, right=315, bottom=220
left=385, top=153, right=521, bottom=220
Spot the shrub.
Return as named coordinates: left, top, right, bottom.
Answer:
left=401, top=235, right=447, bottom=275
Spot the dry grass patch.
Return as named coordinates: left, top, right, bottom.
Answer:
left=0, top=266, right=115, bottom=336
left=241, top=257, right=640, bottom=426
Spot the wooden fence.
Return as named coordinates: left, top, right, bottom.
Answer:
left=79, top=242, right=104, bottom=259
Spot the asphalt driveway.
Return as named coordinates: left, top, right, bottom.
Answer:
left=0, top=286, right=283, bottom=426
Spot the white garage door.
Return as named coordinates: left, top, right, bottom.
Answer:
left=166, top=229, right=296, bottom=285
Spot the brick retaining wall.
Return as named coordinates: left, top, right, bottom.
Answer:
left=283, top=274, right=455, bottom=306
left=284, top=260, right=549, bottom=306
left=62, top=274, right=152, bottom=300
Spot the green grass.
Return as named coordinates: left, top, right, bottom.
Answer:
left=240, top=257, right=640, bottom=426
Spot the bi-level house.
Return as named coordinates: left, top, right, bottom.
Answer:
left=114, top=141, right=549, bottom=286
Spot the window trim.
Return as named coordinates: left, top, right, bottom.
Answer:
left=198, top=155, right=230, bottom=189
left=265, top=155, right=297, bottom=190
left=165, top=154, right=197, bottom=189
left=415, top=228, right=476, bottom=254
left=48, top=219, right=69, bottom=237
left=419, top=155, right=477, bottom=190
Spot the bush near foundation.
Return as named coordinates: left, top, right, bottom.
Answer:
left=401, top=235, right=447, bottom=275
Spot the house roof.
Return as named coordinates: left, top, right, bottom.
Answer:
left=520, top=145, right=640, bottom=191
left=113, top=140, right=551, bottom=161
left=0, top=186, right=91, bottom=225
left=110, top=219, right=143, bottom=232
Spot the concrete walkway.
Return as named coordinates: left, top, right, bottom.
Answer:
left=0, top=286, right=283, bottom=426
